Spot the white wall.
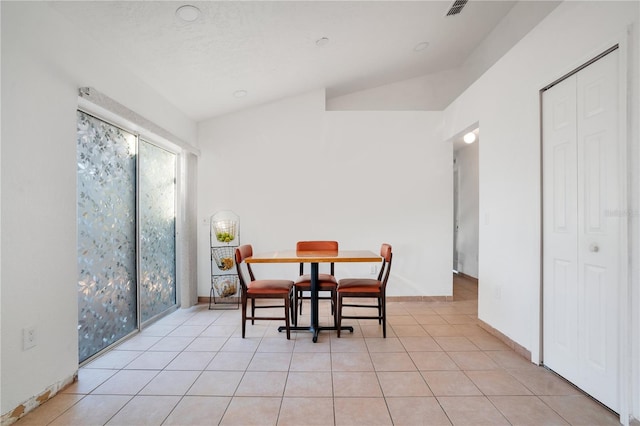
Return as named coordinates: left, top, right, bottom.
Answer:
left=454, top=142, right=479, bottom=278
left=327, top=68, right=466, bottom=111
left=1, top=2, right=197, bottom=417
left=442, top=1, right=639, bottom=413
left=198, top=89, right=452, bottom=298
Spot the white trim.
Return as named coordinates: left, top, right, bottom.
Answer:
left=616, top=23, right=635, bottom=426
left=613, top=27, right=630, bottom=426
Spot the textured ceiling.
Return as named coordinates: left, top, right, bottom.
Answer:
left=50, top=1, right=555, bottom=122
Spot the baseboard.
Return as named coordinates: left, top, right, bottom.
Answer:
left=1, top=372, right=78, bottom=425
left=387, top=295, right=453, bottom=302
left=455, top=272, right=478, bottom=283
left=199, top=295, right=453, bottom=304
left=198, top=296, right=240, bottom=307
left=477, top=318, right=532, bottom=361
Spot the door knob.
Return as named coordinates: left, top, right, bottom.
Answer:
left=589, top=243, right=599, bottom=252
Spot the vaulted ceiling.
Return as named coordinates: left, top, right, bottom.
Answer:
left=50, top=1, right=559, bottom=121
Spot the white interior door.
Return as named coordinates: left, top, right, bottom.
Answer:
left=543, top=48, right=620, bottom=412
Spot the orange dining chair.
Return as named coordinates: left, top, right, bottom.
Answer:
left=293, top=241, right=339, bottom=326
left=336, top=243, right=393, bottom=338
left=235, top=244, right=295, bottom=339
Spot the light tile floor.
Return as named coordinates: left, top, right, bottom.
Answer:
left=16, top=276, right=620, bottom=425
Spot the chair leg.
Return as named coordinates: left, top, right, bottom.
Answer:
left=293, top=289, right=299, bottom=326
left=290, top=290, right=297, bottom=327
left=298, top=290, right=304, bottom=315
left=241, top=297, right=248, bottom=338
left=336, top=294, right=342, bottom=338
left=381, top=296, right=386, bottom=338
left=284, top=293, right=291, bottom=340
left=251, top=299, right=256, bottom=325
left=378, top=297, right=382, bottom=324
left=332, top=290, right=337, bottom=327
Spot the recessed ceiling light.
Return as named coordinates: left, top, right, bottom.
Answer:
left=414, top=41, right=430, bottom=52
left=463, top=132, right=476, bottom=144
left=233, top=90, right=247, bottom=98
left=176, top=5, right=201, bottom=22
left=316, top=37, right=330, bottom=47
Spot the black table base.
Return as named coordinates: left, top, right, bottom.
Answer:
left=278, top=262, right=353, bottom=342
left=278, top=324, right=354, bottom=342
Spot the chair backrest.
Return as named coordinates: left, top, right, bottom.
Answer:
left=235, top=244, right=255, bottom=292
left=378, top=243, right=393, bottom=290
left=296, top=240, right=338, bottom=253
left=296, top=240, right=338, bottom=275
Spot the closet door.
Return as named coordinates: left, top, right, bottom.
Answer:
left=542, top=49, right=620, bottom=412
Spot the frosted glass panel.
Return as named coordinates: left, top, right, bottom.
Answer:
left=77, top=111, right=137, bottom=363
left=139, top=140, right=177, bottom=322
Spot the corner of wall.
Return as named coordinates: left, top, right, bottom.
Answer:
left=1, top=372, right=77, bottom=426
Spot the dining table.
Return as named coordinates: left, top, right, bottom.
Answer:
left=245, top=248, right=381, bottom=342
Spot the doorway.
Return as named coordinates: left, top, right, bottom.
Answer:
left=541, top=47, right=623, bottom=413
left=453, top=126, right=479, bottom=279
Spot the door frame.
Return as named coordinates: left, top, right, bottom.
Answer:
left=539, top=37, right=630, bottom=424
left=450, top=122, right=480, bottom=278
left=453, top=164, right=459, bottom=272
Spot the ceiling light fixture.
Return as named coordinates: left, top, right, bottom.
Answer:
left=414, top=41, right=430, bottom=52
left=176, top=5, right=201, bottom=22
left=233, top=90, right=247, bottom=98
left=463, top=132, right=476, bottom=144
left=316, top=37, right=330, bottom=47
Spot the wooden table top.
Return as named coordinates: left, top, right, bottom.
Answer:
left=245, top=249, right=380, bottom=264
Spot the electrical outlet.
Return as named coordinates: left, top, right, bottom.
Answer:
left=370, top=265, right=377, bottom=275
left=494, top=285, right=502, bottom=300
left=23, top=326, right=37, bottom=350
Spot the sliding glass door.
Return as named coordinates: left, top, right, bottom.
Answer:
left=77, top=111, right=177, bottom=363
left=139, top=141, right=177, bottom=323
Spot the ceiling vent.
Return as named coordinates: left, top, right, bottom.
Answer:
left=446, top=0, right=468, bottom=16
